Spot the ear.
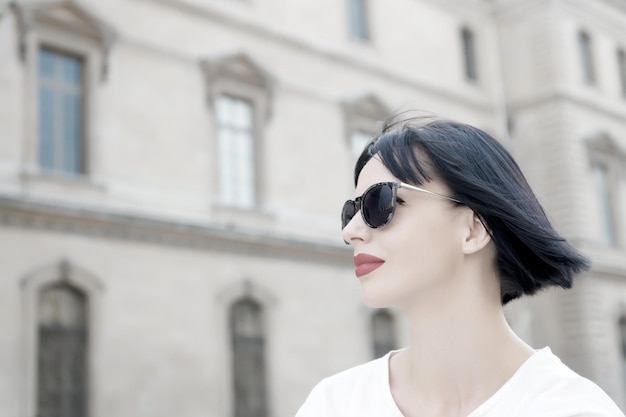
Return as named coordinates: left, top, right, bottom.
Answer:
left=462, top=211, right=491, bottom=255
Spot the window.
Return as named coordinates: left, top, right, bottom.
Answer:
left=37, top=283, right=88, bottom=417
left=347, top=0, right=369, bottom=41
left=341, top=94, right=388, bottom=166
left=216, top=95, right=255, bottom=208
left=371, top=309, right=396, bottom=358
left=619, top=316, right=626, bottom=390
left=618, top=49, right=626, bottom=98
left=592, top=162, right=617, bottom=246
left=587, top=134, right=625, bottom=248
left=20, top=260, right=102, bottom=417
left=578, top=31, right=596, bottom=84
left=230, top=298, right=267, bottom=417
left=200, top=53, right=272, bottom=211
left=38, top=48, right=85, bottom=175
left=12, top=2, right=114, bottom=181
left=461, top=27, right=478, bottom=81
left=351, top=130, right=371, bottom=162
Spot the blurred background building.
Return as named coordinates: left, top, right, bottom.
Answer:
left=0, top=0, right=625, bottom=416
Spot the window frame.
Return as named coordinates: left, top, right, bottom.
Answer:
left=200, top=53, right=272, bottom=212
left=342, top=94, right=388, bottom=166
left=216, top=280, right=276, bottom=417
left=587, top=135, right=625, bottom=249
left=347, top=0, right=370, bottom=42
left=578, top=30, right=596, bottom=85
left=618, top=48, right=626, bottom=99
left=12, top=1, right=114, bottom=184
left=20, top=260, right=104, bottom=417
left=37, top=46, right=87, bottom=176
left=461, top=26, right=478, bottom=82
left=371, top=309, right=397, bottom=358
left=215, top=94, right=257, bottom=209
left=229, top=297, right=268, bottom=417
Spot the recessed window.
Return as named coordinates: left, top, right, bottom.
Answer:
left=592, top=162, right=617, bottom=246
left=347, top=0, right=369, bottom=41
left=38, top=48, right=85, bottom=175
left=618, top=49, right=626, bottom=98
left=578, top=31, right=596, bottom=85
left=37, top=283, right=88, bottom=417
left=461, top=27, right=478, bottom=81
left=372, top=309, right=396, bottom=358
left=215, top=95, right=256, bottom=209
left=619, top=316, right=626, bottom=390
left=230, top=298, right=267, bottom=417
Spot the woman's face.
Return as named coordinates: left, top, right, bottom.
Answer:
left=342, top=155, right=468, bottom=310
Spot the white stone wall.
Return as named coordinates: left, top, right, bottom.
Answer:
left=1, top=0, right=625, bottom=416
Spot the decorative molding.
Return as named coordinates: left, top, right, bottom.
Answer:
left=585, top=133, right=626, bottom=161
left=11, top=0, right=116, bottom=80
left=341, top=93, right=389, bottom=125
left=199, top=52, right=273, bottom=120
left=216, top=279, right=278, bottom=307
left=20, top=258, right=104, bottom=417
left=0, top=195, right=351, bottom=265
left=341, top=92, right=389, bottom=146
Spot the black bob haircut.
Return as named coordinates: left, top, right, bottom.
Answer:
left=354, top=116, right=590, bottom=305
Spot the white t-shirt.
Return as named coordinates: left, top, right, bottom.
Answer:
left=296, top=347, right=624, bottom=417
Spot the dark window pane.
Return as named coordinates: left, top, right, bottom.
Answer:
left=37, top=284, right=88, bottom=417
left=372, top=309, right=396, bottom=358
left=579, top=32, right=595, bottom=84
left=462, top=28, right=477, bottom=81
left=230, top=298, right=267, bottom=417
left=618, top=49, right=626, bottom=98
left=38, top=88, right=56, bottom=170
left=348, top=0, right=369, bottom=41
left=37, top=48, right=85, bottom=175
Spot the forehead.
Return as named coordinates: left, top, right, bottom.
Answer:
left=355, top=157, right=400, bottom=195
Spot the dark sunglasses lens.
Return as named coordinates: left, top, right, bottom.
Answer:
left=341, top=201, right=357, bottom=229
left=362, top=183, right=394, bottom=228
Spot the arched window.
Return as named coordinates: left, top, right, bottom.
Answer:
left=578, top=31, right=595, bottom=84
left=372, top=309, right=396, bottom=358
left=230, top=298, right=267, bottom=417
left=461, top=27, right=478, bottom=81
left=37, top=283, right=88, bottom=417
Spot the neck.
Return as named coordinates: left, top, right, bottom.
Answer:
left=389, top=276, right=534, bottom=416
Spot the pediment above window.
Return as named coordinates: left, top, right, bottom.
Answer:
left=12, top=0, right=116, bottom=77
left=341, top=93, right=389, bottom=123
left=200, top=52, right=273, bottom=119
left=200, top=52, right=272, bottom=91
left=586, top=133, right=626, bottom=160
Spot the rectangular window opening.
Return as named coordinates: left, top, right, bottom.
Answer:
left=38, top=47, right=86, bottom=176
left=215, top=95, right=256, bottom=209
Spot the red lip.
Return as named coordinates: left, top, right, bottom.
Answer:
left=354, top=253, right=385, bottom=278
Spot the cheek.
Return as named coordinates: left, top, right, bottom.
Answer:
left=392, top=214, right=463, bottom=282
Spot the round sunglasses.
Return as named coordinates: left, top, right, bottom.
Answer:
left=341, top=181, right=461, bottom=229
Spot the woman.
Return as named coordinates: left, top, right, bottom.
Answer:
left=296, top=117, right=624, bottom=417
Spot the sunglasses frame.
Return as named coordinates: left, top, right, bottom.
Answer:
left=342, top=181, right=461, bottom=230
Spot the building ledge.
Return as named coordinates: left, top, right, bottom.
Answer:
left=0, top=194, right=351, bottom=265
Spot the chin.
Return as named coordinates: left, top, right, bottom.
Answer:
left=359, top=287, right=398, bottom=309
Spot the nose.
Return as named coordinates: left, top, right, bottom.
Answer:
left=341, top=210, right=370, bottom=245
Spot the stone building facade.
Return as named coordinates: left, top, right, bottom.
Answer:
left=0, top=0, right=625, bottom=416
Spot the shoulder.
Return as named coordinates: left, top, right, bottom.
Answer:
left=511, top=348, right=624, bottom=417
left=295, top=352, right=397, bottom=417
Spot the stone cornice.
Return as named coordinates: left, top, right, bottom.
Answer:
left=0, top=195, right=352, bottom=265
